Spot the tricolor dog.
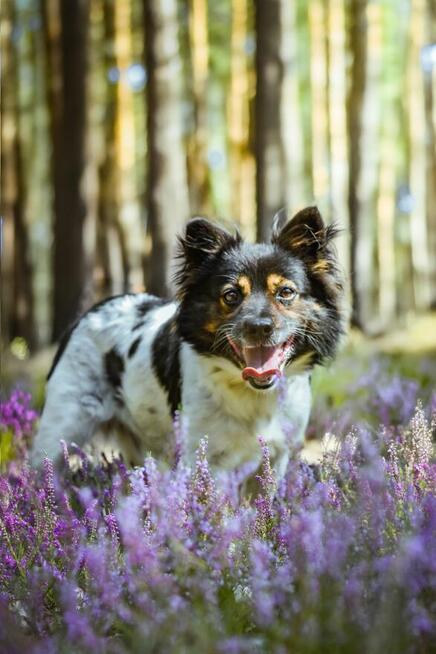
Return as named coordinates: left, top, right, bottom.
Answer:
left=32, top=207, right=345, bottom=479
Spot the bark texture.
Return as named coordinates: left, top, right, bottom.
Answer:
left=254, top=0, right=285, bottom=242
left=0, top=0, right=36, bottom=348
left=346, top=0, right=368, bottom=329
left=143, top=0, right=190, bottom=297
left=41, top=0, right=90, bottom=341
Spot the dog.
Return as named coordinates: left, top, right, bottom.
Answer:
left=32, top=207, right=345, bottom=480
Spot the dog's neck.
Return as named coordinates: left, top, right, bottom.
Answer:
left=179, top=341, right=311, bottom=419
left=178, top=341, right=312, bottom=471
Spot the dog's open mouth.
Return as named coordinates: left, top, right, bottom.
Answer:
left=228, top=337, right=295, bottom=389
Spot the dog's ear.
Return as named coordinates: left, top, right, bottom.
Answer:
left=271, top=206, right=340, bottom=259
left=175, top=217, right=240, bottom=290
left=271, top=207, right=288, bottom=236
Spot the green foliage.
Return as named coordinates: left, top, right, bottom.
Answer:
left=0, top=431, right=14, bottom=473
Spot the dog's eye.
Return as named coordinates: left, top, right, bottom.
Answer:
left=222, top=289, right=241, bottom=306
left=277, top=287, right=297, bottom=303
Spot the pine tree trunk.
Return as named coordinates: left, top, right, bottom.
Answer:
left=254, top=0, right=284, bottom=242
left=96, top=0, right=118, bottom=298
left=41, top=0, right=90, bottom=341
left=280, top=0, right=306, bottom=213
left=423, top=0, right=436, bottom=307
left=0, top=0, right=36, bottom=349
left=357, top=3, right=382, bottom=330
left=346, top=0, right=368, bottom=329
left=376, top=124, right=397, bottom=326
left=143, top=0, right=190, bottom=297
left=325, top=0, right=349, bottom=276
left=187, top=0, right=210, bottom=215
left=228, top=0, right=255, bottom=237
left=309, top=0, right=330, bottom=210
left=407, top=0, right=431, bottom=310
left=113, top=0, right=133, bottom=293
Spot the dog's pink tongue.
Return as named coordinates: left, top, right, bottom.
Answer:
left=242, top=345, right=283, bottom=381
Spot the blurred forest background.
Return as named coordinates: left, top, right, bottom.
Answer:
left=1, top=0, right=436, bottom=361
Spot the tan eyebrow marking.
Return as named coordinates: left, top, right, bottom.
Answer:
left=266, top=274, right=295, bottom=295
left=237, top=275, right=251, bottom=296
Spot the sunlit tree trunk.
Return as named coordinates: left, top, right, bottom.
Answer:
left=309, top=0, right=330, bottom=211
left=143, top=0, right=190, bottom=297
left=407, top=0, right=431, bottom=311
left=326, top=0, right=349, bottom=275
left=346, top=0, right=368, bottom=329
left=129, top=0, right=149, bottom=293
left=0, top=0, right=36, bottom=349
left=296, top=2, right=313, bottom=200
left=114, top=0, right=134, bottom=291
left=188, top=0, right=210, bottom=215
left=423, top=0, right=436, bottom=306
left=41, top=0, right=90, bottom=341
left=228, top=0, right=255, bottom=238
left=376, top=131, right=397, bottom=326
left=254, top=0, right=284, bottom=242
left=96, top=0, right=118, bottom=299
left=376, top=2, right=410, bottom=326
left=95, top=0, right=131, bottom=298
left=356, top=3, right=382, bottom=330
left=280, top=0, right=306, bottom=213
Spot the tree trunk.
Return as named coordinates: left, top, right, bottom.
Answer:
left=114, top=0, right=134, bottom=293
left=376, top=124, right=397, bottom=326
left=309, top=0, right=330, bottom=210
left=346, top=0, right=368, bottom=329
left=227, top=0, right=255, bottom=238
left=41, top=0, right=90, bottom=341
left=280, top=0, right=306, bottom=214
left=325, top=0, right=349, bottom=276
left=423, top=0, right=436, bottom=307
left=254, top=0, right=285, bottom=242
left=356, top=3, right=382, bottom=331
left=143, top=0, right=190, bottom=297
left=0, top=0, right=36, bottom=349
left=187, top=0, right=210, bottom=215
left=407, top=0, right=431, bottom=311
left=96, top=0, right=118, bottom=298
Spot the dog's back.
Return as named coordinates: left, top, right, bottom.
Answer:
left=33, top=294, right=178, bottom=466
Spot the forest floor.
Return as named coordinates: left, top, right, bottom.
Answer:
left=314, top=311, right=436, bottom=390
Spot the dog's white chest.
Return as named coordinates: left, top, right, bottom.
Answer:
left=180, top=343, right=311, bottom=472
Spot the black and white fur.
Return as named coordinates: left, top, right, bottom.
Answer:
left=32, top=207, right=345, bottom=478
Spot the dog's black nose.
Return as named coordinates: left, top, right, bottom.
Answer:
left=242, top=317, right=274, bottom=340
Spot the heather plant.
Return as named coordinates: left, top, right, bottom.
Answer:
left=0, top=368, right=435, bottom=654
left=307, top=355, right=435, bottom=441
left=0, top=390, right=38, bottom=473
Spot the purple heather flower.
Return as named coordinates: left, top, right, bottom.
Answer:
left=250, top=539, right=275, bottom=626
left=0, top=390, right=38, bottom=438
left=0, top=379, right=435, bottom=652
left=61, top=581, right=107, bottom=652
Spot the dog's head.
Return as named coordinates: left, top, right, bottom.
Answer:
left=176, top=207, right=345, bottom=390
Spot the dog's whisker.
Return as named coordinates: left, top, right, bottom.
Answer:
left=211, top=324, right=237, bottom=352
